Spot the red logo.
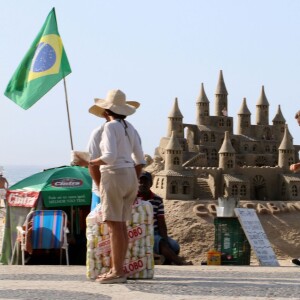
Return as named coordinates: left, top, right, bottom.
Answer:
left=128, top=225, right=145, bottom=241
left=51, top=178, right=83, bottom=188
left=7, top=191, right=39, bottom=207
left=123, top=257, right=146, bottom=275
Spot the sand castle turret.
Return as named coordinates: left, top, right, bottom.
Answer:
left=256, top=86, right=269, bottom=125
left=215, top=70, right=228, bottom=117
left=218, top=131, right=236, bottom=173
left=278, top=125, right=294, bottom=170
left=196, top=83, right=210, bottom=126
left=272, top=105, right=286, bottom=142
left=165, top=131, right=183, bottom=171
left=237, top=97, right=251, bottom=136
left=167, top=97, right=183, bottom=138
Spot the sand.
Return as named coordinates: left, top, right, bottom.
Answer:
left=164, top=199, right=300, bottom=265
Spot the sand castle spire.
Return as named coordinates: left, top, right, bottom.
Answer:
left=272, top=105, right=286, bottom=124
left=219, top=131, right=235, bottom=154
left=165, top=130, right=182, bottom=171
left=167, top=97, right=183, bottom=138
left=237, top=98, right=251, bottom=135
left=215, top=70, right=228, bottom=95
left=215, top=70, right=228, bottom=117
left=256, top=85, right=269, bottom=125
left=279, top=125, right=294, bottom=150
left=256, top=85, right=269, bottom=106
left=168, top=97, right=183, bottom=118
left=197, top=83, right=209, bottom=103
left=278, top=125, right=294, bottom=169
left=218, top=131, right=235, bottom=172
left=165, top=130, right=182, bottom=151
left=272, top=105, right=286, bottom=142
left=238, top=97, right=251, bottom=115
left=196, top=83, right=210, bottom=126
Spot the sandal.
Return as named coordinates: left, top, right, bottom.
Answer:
left=97, top=273, right=127, bottom=284
left=95, top=269, right=112, bottom=281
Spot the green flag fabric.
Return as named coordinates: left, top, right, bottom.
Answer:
left=4, top=8, right=71, bottom=109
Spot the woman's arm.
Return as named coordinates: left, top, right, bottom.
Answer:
left=73, top=154, right=107, bottom=167
left=135, top=164, right=144, bottom=179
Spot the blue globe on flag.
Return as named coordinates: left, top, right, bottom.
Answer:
left=31, top=42, right=56, bottom=73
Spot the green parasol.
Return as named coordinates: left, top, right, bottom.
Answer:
left=7, top=165, right=92, bottom=208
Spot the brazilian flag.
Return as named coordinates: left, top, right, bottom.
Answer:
left=4, top=8, right=71, bottom=110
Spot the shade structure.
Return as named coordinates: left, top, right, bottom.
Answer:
left=1, top=166, right=92, bottom=265
left=7, top=165, right=92, bottom=208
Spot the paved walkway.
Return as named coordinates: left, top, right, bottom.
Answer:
left=0, top=262, right=299, bottom=300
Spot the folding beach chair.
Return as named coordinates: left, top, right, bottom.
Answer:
left=13, top=210, right=69, bottom=265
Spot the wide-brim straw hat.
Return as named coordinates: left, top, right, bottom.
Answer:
left=89, top=89, right=140, bottom=118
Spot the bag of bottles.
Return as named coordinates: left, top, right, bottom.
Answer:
left=86, top=198, right=155, bottom=279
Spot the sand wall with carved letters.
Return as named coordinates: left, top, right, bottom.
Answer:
left=164, top=199, right=300, bottom=264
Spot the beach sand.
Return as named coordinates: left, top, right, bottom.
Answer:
left=164, top=199, right=300, bottom=265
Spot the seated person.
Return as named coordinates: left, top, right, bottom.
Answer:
left=23, top=219, right=33, bottom=255
left=137, top=171, right=192, bottom=265
left=0, top=173, right=9, bottom=206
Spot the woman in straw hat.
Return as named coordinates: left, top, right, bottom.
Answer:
left=87, top=96, right=140, bottom=211
left=75, top=89, right=145, bottom=283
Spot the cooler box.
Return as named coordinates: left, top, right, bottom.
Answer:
left=86, top=198, right=154, bottom=279
left=214, top=217, right=251, bottom=265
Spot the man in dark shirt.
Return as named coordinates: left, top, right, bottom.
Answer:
left=137, top=171, right=192, bottom=265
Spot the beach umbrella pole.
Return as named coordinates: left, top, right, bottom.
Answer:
left=71, top=207, right=74, bottom=235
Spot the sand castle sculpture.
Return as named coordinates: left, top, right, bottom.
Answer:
left=145, top=70, right=300, bottom=201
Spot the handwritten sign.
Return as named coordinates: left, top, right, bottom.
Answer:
left=234, top=208, right=279, bottom=266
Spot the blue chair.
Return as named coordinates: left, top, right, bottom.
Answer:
left=14, top=210, right=69, bottom=265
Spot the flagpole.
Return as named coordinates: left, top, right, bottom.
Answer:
left=63, top=78, right=74, bottom=151
left=63, top=77, right=74, bottom=235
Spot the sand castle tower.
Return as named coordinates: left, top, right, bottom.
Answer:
left=153, top=130, right=193, bottom=200
left=278, top=125, right=295, bottom=170
left=272, top=105, right=286, bottom=142
left=256, top=86, right=269, bottom=125
left=165, top=131, right=183, bottom=172
left=196, top=83, right=210, bottom=126
left=215, top=70, right=228, bottom=117
left=237, top=97, right=251, bottom=136
left=167, top=97, right=184, bottom=139
left=218, top=131, right=236, bottom=173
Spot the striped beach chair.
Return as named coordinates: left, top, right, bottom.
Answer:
left=15, top=210, right=69, bottom=265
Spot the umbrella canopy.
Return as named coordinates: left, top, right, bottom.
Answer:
left=6, top=166, right=92, bottom=208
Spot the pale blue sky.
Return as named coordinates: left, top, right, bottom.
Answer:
left=1, top=1, right=300, bottom=167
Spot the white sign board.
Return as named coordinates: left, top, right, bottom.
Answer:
left=234, top=208, right=279, bottom=266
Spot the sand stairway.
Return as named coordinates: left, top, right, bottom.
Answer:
left=196, top=178, right=214, bottom=199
